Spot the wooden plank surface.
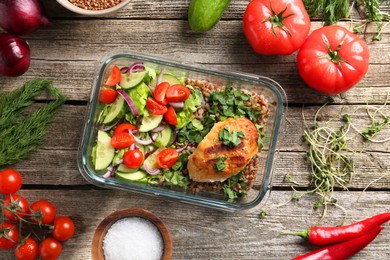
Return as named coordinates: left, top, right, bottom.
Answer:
left=0, top=1, right=389, bottom=259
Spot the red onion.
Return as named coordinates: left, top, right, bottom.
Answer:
left=130, top=131, right=158, bottom=145
left=156, top=68, right=165, bottom=86
left=0, top=33, right=30, bottom=77
left=175, top=144, right=188, bottom=153
left=170, top=129, right=178, bottom=146
left=117, top=89, right=139, bottom=116
left=151, top=123, right=166, bottom=133
left=143, top=163, right=160, bottom=176
left=0, top=0, right=49, bottom=35
left=169, top=102, right=185, bottom=109
left=129, top=61, right=144, bottom=73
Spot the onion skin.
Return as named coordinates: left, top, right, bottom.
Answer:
left=0, top=0, right=49, bottom=35
left=0, top=33, right=30, bottom=77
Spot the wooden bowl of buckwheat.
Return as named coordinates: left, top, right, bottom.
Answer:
left=56, top=0, right=131, bottom=16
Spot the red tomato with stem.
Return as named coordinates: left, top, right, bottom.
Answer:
left=154, top=82, right=170, bottom=105
left=164, top=106, right=178, bottom=125
left=3, top=194, right=30, bottom=222
left=113, top=123, right=137, bottom=136
left=105, top=65, right=121, bottom=87
left=297, top=25, right=370, bottom=94
left=123, top=150, right=144, bottom=169
left=0, top=168, right=22, bottom=194
left=99, top=87, right=118, bottom=104
left=52, top=216, right=75, bottom=241
left=157, top=148, right=179, bottom=169
left=14, top=237, right=39, bottom=260
left=0, top=222, right=19, bottom=250
left=110, top=133, right=135, bottom=149
left=39, top=237, right=62, bottom=260
left=30, top=200, right=56, bottom=225
left=146, top=98, right=168, bottom=115
left=166, top=84, right=190, bottom=102
left=243, top=0, right=311, bottom=55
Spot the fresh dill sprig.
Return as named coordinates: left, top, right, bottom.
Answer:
left=0, top=79, right=66, bottom=166
left=303, top=0, right=390, bottom=40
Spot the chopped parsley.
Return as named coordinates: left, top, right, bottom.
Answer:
left=218, top=127, right=245, bottom=147
left=213, top=156, right=227, bottom=172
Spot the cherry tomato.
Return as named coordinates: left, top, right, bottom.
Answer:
left=110, top=133, right=135, bottom=149
left=30, top=200, right=56, bottom=225
left=157, top=148, right=179, bottom=169
left=39, top=237, right=62, bottom=260
left=243, top=0, right=311, bottom=55
left=123, top=149, right=144, bottom=169
left=153, top=82, right=170, bottom=105
left=3, top=194, right=30, bottom=222
left=52, top=216, right=75, bottom=241
left=165, top=84, right=190, bottom=102
left=0, top=222, right=19, bottom=250
left=164, top=106, right=178, bottom=126
left=297, top=25, right=370, bottom=94
left=14, top=237, right=39, bottom=260
left=0, top=168, right=22, bottom=195
left=146, top=98, right=168, bottom=115
left=105, top=65, right=121, bottom=87
left=99, top=87, right=118, bottom=104
left=113, top=123, right=137, bottom=136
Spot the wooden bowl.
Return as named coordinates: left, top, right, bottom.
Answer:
left=92, top=208, right=172, bottom=260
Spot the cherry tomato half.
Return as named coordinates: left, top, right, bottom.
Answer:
left=105, top=65, right=121, bottom=87
left=14, top=237, right=39, bottom=260
left=123, top=149, right=144, bottom=169
left=0, top=222, right=19, bottom=250
left=99, top=87, right=118, bottom=104
left=157, top=148, right=179, bottom=169
left=30, top=200, right=56, bottom=225
left=164, top=106, right=178, bottom=126
left=39, top=237, right=62, bottom=260
left=146, top=98, right=168, bottom=115
left=53, top=216, right=75, bottom=241
left=113, top=123, right=137, bottom=136
left=3, top=194, right=30, bottom=222
left=153, top=82, right=170, bottom=105
left=166, top=84, right=190, bottom=102
left=111, top=133, right=135, bottom=149
left=0, top=168, right=22, bottom=195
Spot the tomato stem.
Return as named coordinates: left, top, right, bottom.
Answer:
left=263, top=3, right=294, bottom=37
left=321, top=35, right=348, bottom=69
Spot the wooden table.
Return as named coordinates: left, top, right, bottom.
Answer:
left=1, top=1, right=389, bottom=259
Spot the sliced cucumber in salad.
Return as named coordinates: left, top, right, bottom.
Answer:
left=151, top=73, right=181, bottom=87
left=120, top=71, right=148, bottom=89
left=116, top=170, right=147, bottom=182
left=139, top=114, right=163, bottom=132
left=95, top=131, right=115, bottom=170
left=102, top=95, right=125, bottom=124
left=155, top=125, right=174, bottom=148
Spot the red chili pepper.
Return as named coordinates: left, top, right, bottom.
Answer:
left=293, top=212, right=390, bottom=246
left=292, top=225, right=384, bottom=260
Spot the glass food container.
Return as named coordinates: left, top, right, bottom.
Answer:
left=78, top=52, right=286, bottom=211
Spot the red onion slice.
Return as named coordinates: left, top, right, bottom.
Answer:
left=129, top=62, right=145, bottom=73
left=151, top=122, right=166, bottom=133
left=170, top=128, right=178, bottom=146
left=169, top=102, right=185, bottom=109
left=175, top=143, right=188, bottom=153
left=117, top=89, right=139, bottom=116
left=129, top=131, right=158, bottom=145
left=156, top=68, right=165, bottom=86
left=102, top=166, right=116, bottom=178
left=143, top=163, right=160, bottom=176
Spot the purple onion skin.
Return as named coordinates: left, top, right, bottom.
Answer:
left=0, top=33, right=31, bottom=77
left=0, top=0, right=49, bottom=35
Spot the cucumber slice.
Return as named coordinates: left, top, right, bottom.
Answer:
left=95, top=131, right=115, bottom=170
left=151, top=73, right=181, bottom=87
left=139, top=114, right=163, bottom=132
left=120, top=71, right=148, bottom=89
left=155, top=125, right=174, bottom=148
left=117, top=164, right=138, bottom=173
left=116, top=170, right=147, bottom=182
left=143, top=148, right=162, bottom=171
left=102, top=95, right=125, bottom=124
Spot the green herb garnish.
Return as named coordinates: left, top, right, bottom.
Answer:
left=0, top=79, right=66, bottom=166
left=214, top=156, right=227, bottom=172
left=218, top=127, right=245, bottom=148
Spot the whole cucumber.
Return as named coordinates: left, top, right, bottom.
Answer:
left=188, top=0, right=231, bottom=33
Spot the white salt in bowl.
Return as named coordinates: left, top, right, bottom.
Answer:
left=56, top=0, right=131, bottom=16
left=92, top=208, right=172, bottom=260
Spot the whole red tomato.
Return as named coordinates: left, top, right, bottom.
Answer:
left=39, top=237, right=62, bottom=260
left=30, top=200, right=57, bottom=225
left=243, top=0, right=311, bottom=55
left=297, top=25, right=370, bottom=94
left=0, top=168, right=22, bottom=194
left=3, top=194, right=30, bottom=222
left=14, top=237, right=39, bottom=260
left=52, top=216, right=75, bottom=241
left=0, top=222, right=19, bottom=250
